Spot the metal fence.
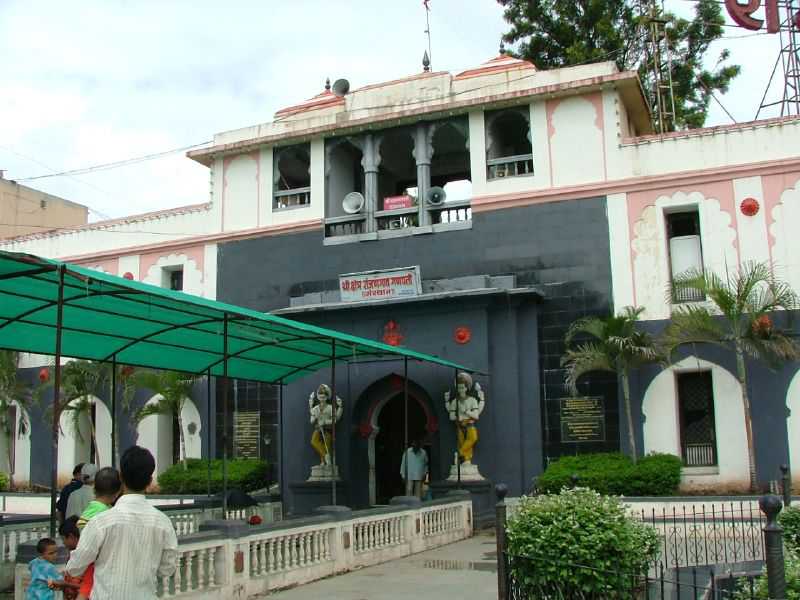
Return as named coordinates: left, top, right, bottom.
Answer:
left=506, top=554, right=760, bottom=599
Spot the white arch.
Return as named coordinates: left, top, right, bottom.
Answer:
left=785, top=369, right=800, bottom=483
left=136, top=395, right=202, bottom=478
left=642, top=356, right=750, bottom=491
left=0, top=402, right=32, bottom=487
left=57, top=395, right=112, bottom=484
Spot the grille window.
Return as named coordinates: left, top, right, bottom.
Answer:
left=677, top=371, right=717, bottom=467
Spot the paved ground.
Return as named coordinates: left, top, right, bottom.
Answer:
left=263, top=530, right=498, bottom=599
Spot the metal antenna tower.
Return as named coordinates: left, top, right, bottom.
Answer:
left=756, top=0, right=800, bottom=118
left=639, top=0, right=677, bottom=132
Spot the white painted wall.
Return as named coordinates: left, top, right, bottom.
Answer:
left=57, top=395, right=112, bottom=483
left=223, top=154, right=259, bottom=232
left=642, top=357, right=750, bottom=491
left=0, top=403, right=31, bottom=486
left=630, top=191, right=738, bottom=320
left=770, top=177, right=800, bottom=295
left=785, top=369, right=800, bottom=485
left=550, top=96, right=605, bottom=187
left=606, top=192, right=635, bottom=311
left=141, top=252, right=204, bottom=296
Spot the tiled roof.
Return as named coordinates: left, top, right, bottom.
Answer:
left=274, top=89, right=345, bottom=119
left=455, top=53, right=536, bottom=80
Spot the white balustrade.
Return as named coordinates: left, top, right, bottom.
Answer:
left=353, top=514, right=406, bottom=553
left=157, top=541, right=224, bottom=597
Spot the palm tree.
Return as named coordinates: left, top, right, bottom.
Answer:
left=134, top=370, right=198, bottom=471
left=562, top=306, right=662, bottom=463
left=60, top=360, right=109, bottom=466
left=0, top=351, right=32, bottom=487
left=663, top=261, right=800, bottom=491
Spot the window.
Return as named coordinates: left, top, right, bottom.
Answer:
left=325, top=137, right=365, bottom=218
left=162, top=266, right=183, bottom=291
left=273, top=144, right=311, bottom=210
left=666, top=209, right=704, bottom=302
left=677, top=371, right=717, bottom=467
left=485, top=107, right=533, bottom=179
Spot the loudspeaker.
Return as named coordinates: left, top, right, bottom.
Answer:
left=342, top=191, right=365, bottom=214
left=332, top=79, right=350, bottom=97
left=426, top=186, right=446, bottom=207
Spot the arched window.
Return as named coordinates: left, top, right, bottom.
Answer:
left=324, top=137, right=365, bottom=218
left=485, top=107, right=533, bottom=179
left=273, top=144, right=311, bottom=209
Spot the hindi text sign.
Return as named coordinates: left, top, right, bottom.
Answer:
left=340, top=266, right=422, bottom=302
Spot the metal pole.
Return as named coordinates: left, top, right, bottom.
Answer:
left=403, top=357, right=409, bottom=496
left=495, top=483, right=509, bottom=600
left=759, top=494, right=787, bottom=599
left=49, top=265, right=66, bottom=538
left=278, top=381, right=284, bottom=499
left=781, top=463, right=792, bottom=507
left=330, top=340, right=337, bottom=506
left=206, top=369, right=212, bottom=500
left=111, top=356, right=117, bottom=469
left=222, top=314, right=229, bottom=518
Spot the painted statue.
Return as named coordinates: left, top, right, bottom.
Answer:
left=308, top=383, right=343, bottom=466
left=444, top=372, right=485, bottom=466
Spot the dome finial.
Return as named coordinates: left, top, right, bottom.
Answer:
left=422, top=50, right=431, bottom=72
left=325, top=77, right=331, bottom=91
left=499, top=41, right=506, bottom=55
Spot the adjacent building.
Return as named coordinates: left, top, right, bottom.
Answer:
left=0, top=175, right=88, bottom=239
left=3, top=49, right=800, bottom=511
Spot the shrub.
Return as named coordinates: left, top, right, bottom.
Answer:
left=157, top=459, right=268, bottom=494
left=736, top=551, right=800, bottom=599
left=506, top=487, right=660, bottom=598
left=537, top=452, right=682, bottom=496
left=0, top=472, right=8, bottom=491
left=780, top=506, right=800, bottom=552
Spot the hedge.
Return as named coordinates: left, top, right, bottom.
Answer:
left=157, top=459, right=268, bottom=494
left=0, top=472, right=8, bottom=491
left=507, top=487, right=660, bottom=598
left=537, top=452, right=682, bottom=496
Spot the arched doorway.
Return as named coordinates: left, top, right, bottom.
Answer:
left=375, top=393, right=427, bottom=503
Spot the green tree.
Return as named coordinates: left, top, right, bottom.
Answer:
left=663, top=261, right=800, bottom=491
left=134, top=370, right=198, bottom=471
left=562, top=306, right=662, bottom=462
left=0, top=351, right=32, bottom=488
left=498, top=0, right=740, bottom=130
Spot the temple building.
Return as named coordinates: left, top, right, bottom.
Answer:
left=3, top=48, right=800, bottom=515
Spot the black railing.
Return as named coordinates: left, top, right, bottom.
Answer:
left=506, top=554, right=759, bottom=599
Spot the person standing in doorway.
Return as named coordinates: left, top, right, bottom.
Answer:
left=400, top=439, right=428, bottom=499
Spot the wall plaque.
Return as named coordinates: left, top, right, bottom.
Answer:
left=560, top=396, right=605, bottom=443
left=339, top=266, right=422, bottom=302
left=234, top=411, right=261, bottom=459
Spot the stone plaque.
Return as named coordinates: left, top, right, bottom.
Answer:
left=339, top=266, right=422, bottom=302
left=234, top=411, right=261, bottom=459
left=560, top=397, right=605, bottom=443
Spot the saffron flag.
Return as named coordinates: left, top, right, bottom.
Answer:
left=423, top=0, right=430, bottom=10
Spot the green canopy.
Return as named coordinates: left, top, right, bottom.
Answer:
left=0, top=250, right=469, bottom=382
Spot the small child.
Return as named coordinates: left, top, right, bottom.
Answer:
left=58, top=517, right=82, bottom=600
left=75, top=467, right=121, bottom=600
left=27, top=538, right=76, bottom=600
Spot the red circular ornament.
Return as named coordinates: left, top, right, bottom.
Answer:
left=454, top=326, right=472, bottom=344
left=38, top=367, right=49, bottom=383
left=123, top=272, right=134, bottom=280
left=121, top=365, right=135, bottom=378
left=740, top=197, right=760, bottom=217
left=248, top=515, right=263, bottom=525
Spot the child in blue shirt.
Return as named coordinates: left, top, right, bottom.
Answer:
left=27, top=538, right=75, bottom=600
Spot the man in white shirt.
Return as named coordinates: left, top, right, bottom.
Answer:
left=66, top=446, right=177, bottom=599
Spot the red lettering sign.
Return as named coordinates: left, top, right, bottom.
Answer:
left=725, top=0, right=780, bottom=33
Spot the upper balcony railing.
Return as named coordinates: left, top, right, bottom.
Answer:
left=487, top=153, right=534, bottom=180
left=274, top=187, right=311, bottom=211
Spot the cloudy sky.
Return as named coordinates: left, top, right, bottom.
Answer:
left=0, top=0, right=787, bottom=223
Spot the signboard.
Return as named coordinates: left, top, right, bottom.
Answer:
left=339, top=266, right=422, bottom=302
left=383, top=195, right=415, bottom=211
left=724, top=0, right=799, bottom=32
left=234, top=411, right=261, bottom=459
left=560, top=397, right=605, bottom=443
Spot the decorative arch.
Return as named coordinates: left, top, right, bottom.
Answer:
left=57, top=395, right=112, bottom=483
left=0, top=402, right=32, bottom=486
left=785, top=368, right=800, bottom=480
left=642, top=356, right=749, bottom=491
left=137, top=394, right=202, bottom=478
left=356, top=374, right=437, bottom=505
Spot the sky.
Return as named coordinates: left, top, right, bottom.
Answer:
left=0, top=0, right=789, bottom=223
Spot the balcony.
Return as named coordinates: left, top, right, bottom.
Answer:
left=273, top=187, right=311, bottom=211
left=487, top=153, right=534, bottom=179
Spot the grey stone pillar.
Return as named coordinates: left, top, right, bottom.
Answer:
left=413, top=124, right=432, bottom=227
left=361, top=134, right=380, bottom=233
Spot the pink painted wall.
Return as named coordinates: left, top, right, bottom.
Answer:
left=139, top=246, right=205, bottom=283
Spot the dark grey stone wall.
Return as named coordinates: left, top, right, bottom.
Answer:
left=217, top=197, right=618, bottom=507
